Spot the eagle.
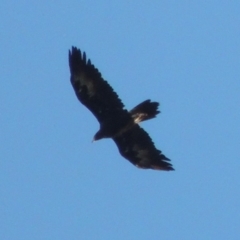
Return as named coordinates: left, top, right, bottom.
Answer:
left=69, top=47, right=174, bottom=171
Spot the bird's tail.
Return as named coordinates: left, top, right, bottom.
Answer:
left=130, top=99, right=160, bottom=123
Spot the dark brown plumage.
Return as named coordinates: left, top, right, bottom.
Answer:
left=69, top=46, right=174, bottom=171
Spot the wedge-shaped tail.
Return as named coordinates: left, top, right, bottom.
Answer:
left=130, top=99, right=160, bottom=123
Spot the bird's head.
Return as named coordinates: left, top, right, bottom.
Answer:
left=92, top=130, right=105, bottom=142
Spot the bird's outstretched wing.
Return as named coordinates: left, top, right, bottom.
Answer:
left=69, top=47, right=128, bottom=123
left=113, top=125, right=174, bottom=171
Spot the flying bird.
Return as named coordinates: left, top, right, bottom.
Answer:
left=69, top=47, right=174, bottom=171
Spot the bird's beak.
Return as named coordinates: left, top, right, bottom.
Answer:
left=92, top=138, right=95, bottom=143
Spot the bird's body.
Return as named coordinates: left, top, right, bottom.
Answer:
left=69, top=47, right=174, bottom=171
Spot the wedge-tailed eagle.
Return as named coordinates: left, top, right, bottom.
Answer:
left=69, top=47, right=174, bottom=171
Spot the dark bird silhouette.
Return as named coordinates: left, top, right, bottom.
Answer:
left=69, top=46, right=174, bottom=171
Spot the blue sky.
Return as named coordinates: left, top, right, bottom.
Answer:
left=1, top=1, right=240, bottom=239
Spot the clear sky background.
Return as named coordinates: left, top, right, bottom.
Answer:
left=1, top=1, right=240, bottom=239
